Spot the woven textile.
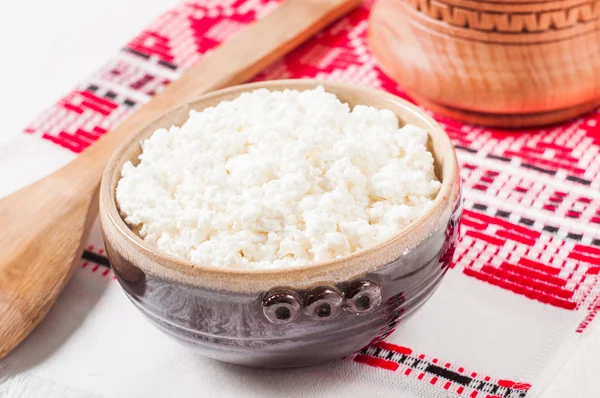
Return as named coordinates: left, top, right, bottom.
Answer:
left=2, top=1, right=599, bottom=397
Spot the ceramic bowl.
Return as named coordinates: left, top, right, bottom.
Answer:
left=99, top=79, right=462, bottom=368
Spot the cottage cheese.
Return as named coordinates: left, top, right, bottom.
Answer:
left=116, top=86, right=441, bottom=269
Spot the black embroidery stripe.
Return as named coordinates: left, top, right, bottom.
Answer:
left=543, top=225, right=558, bottom=233
left=521, top=163, right=556, bottom=175
left=519, top=217, right=534, bottom=226
left=82, top=250, right=110, bottom=268
left=158, top=60, right=178, bottom=70
left=566, top=175, right=592, bottom=185
left=425, top=364, right=471, bottom=386
left=454, top=145, right=477, bottom=153
left=124, top=47, right=150, bottom=59
left=359, top=346, right=528, bottom=397
left=496, top=210, right=511, bottom=218
left=487, top=154, right=510, bottom=162
left=473, top=203, right=487, bottom=211
left=470, top=205, right=595, bottom=246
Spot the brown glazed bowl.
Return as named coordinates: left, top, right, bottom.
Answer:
left=99, top=80, right=462, bottom=368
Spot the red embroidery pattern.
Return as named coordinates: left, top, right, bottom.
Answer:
left=354, top=341, right=531, bottom=398
left=19, top=0, right=600, bottom=390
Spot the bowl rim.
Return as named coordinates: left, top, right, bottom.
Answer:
left=100, top=79, right=459, bottom=286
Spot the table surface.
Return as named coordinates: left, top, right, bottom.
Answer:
left=0, top=1, right=598, bottom=396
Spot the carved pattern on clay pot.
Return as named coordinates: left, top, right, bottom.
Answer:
left=403, top=0, right=600, bottom=35
left=370, top=0, right=600, bottom=127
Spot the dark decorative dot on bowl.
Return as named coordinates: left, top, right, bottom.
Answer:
left=355, top=295, right=371, bottom=311
left=316, top=303, right=331, bottom=318
left=304, top=286, right=343, bottom=320
left=344, top=280, right=382, bottom=315
left=275, top=306, right=291, bottom=321
left=263, top=290, right=301, bottom=324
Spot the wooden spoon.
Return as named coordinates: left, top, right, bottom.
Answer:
left=0, top=0, right=361, bottom=359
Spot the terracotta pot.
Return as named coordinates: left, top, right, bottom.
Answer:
left=369, top=0, right=600, bottom=127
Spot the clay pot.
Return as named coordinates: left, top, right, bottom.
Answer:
left=369, top=0, right=600, bottom=127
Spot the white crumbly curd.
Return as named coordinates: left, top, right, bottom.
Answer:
left=116, top=86, right=441, bottom=269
